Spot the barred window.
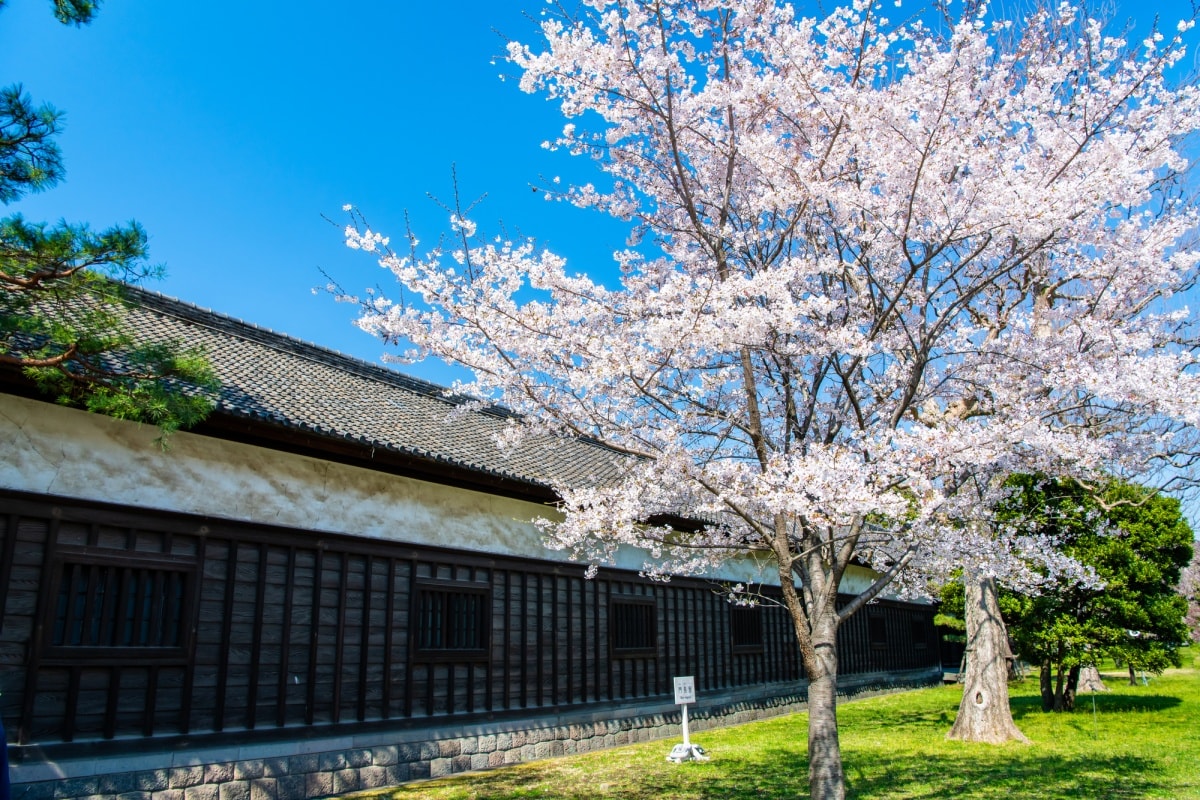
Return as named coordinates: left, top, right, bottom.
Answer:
left=46, top=547, right=195, bottom=660
left=868, top=614, right=888, bottom=648
left=414, top=583, right=489, bottom=655
left=911, top=618, right=928, bottom=648
left=730, top=605, right=764, bottom=652
left=610, top=597, right=656, bottom=656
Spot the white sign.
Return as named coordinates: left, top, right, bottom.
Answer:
left=673, top=675, right=696, bottom=705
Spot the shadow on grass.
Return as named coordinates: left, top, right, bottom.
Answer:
left=1009, top=693, right=1181, bottom=721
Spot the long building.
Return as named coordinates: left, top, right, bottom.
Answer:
left=0, top=287, right=941, bottom=799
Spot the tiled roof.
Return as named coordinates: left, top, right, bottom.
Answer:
left=119, top=287, right=630, bottom=493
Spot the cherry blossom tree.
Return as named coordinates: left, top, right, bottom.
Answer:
left=341, top=1, right=1200, bottom=797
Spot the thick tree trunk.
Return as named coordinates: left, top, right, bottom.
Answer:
left=1039, top=661, right=1054, bottom=711
left=947, top=571, right=1029, bottom=743
left=1063, top=664, right=1080, bottom=712
left=1129, top=664, right=1137, bottom=686
left=806, top=628, right=844, bottom=800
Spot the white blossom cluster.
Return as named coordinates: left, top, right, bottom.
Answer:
left=342, top=0, right=1200, bottom=679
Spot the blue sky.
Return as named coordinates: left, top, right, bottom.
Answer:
left=2, top=0, right=1197, bottom=390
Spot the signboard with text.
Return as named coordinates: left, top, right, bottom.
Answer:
left=673, top=675, right=695, bottom=705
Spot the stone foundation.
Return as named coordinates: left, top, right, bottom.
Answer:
left=8, top=667, right=940, bottom=800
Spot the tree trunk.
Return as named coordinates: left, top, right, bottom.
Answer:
left=1039, top=661, right=1054, bottom=711
left=947, top=571, right=1030, bottom=743
left=804, top=617, right=844, bottom=800
left=1129, top=663, right=1137, bottom=686
left=1063, top=664, right=1080, bottom=712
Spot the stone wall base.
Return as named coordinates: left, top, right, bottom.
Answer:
left=9, top=667, right=941, bottom=800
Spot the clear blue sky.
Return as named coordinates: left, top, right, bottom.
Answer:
left=2, top=0, right=1197, bottom=390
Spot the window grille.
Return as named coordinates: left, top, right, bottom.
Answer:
left=730, top=605, right=764, bottom=652
left=610, top=597, right=656, bottom=656
left=413, top=582, right=489, bottom=656
left=868, top=614, right=888, bottom=648
left=45, top=547, right=194, bottom=661
left=911, top=618, right=928, bottom=648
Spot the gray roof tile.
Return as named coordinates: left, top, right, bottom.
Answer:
left=120, top=287, right=629, bottom=493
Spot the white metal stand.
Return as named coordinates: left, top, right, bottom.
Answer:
left=666, top=703, right=709, bottom=762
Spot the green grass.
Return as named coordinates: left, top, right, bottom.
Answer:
left=346, top=648, right=1200, bottom=799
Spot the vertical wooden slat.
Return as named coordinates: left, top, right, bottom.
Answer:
left=102, top=665, right=121, bottom=738
left=20, top=516, right=58, bottom=745
left=247, top=542, right=269, bottom=729
left=502, top=569, right=512, bottom=710
left=305, top=546, right=323, bottom=725
left=214, top=542, right=238, bottom=732
left=520, top=572, right=528, bottom=708
left=276, top=546, right=295, bottom=728
left=144, top=665, right=159, bottom=736
left=0, top=513, right=20, bottom=635
left=565, top=574, right=574, bottom=705
left=358, top=554, right=372, bottom=721
left=180, top=533, right=207, bottom=735
left=63, top=665, right=80, bottom=742
left=382, top=557, right=396, bottom=719
left=536, top=572, right=544, bottom=707
left=403, top=558, right=416, bottom=719
left=331, top=553, right=349, bottom=723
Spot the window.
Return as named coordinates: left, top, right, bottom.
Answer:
left=730, top=605, right=764, bottom=653
left=45, top=547, right=195, bottom=661
left=911, top=618, right=928, bottom=649
left=868, top=614, right=888, bottom=648
left=413, top=582, right=489, bottom=656
left=610, top=597, right=656, bottom=656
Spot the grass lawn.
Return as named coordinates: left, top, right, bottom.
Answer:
left=346, top=648, right=1200, bottom=799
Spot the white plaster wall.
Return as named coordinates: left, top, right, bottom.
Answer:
left=0, top=394, right=560, bottom=558
left=0, top=393, right=880, bottom=592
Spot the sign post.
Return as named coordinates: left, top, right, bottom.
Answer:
left=666, top=676, right=709, bottom=763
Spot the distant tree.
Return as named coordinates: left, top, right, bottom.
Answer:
left=1000, top=477, right=1193, bottom=711
left=0, top=1, right=216, bottom=436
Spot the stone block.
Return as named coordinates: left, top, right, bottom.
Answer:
left=409, top=762, right=430, bottom=781
left=248, top=779, right=277, bottom=800
left=275, top=777, right=306, bottom=800
left=218, top=781, right=250, bottom=800
left=204, top=764, right=234, bottom=785
left=151, top=791, right=184, bottom=800
left=460, top=738, right=478, bottom=755
left=116, top=793, right=152, bottom=800
left=303, top=773, right=332, bottom=799
left=287, top=754, right=319, bottom=776
left=183, top=786, right=219, bottom=800
left=451, top=756, right=472, bottom=773
left=358, top=766, right=389, bottom=790
left=331, top=769, right=359, bottom=795
left=373, top=746, right=399, bottom=767
left=260, top=759, right=288, bottom=779
left=170, top=767, right=205, bottom=790
left=429, top=758, right=452, bottom=779
left=346, top=749, right=373, bottom=769
left=54, top=778, right=99, bottom=799
left=478, top=735, right=496, bottom=753
left=317, top=752, right=347, bottom=773
left=549, top=741, right=564, bottom=757
left=503, top=750, right=521, bottom=765
left=437, top=739, right=461, bottom=758
left=470, top=754, right=490, bottom=771
left=13, top=781, right=55, bottom=800
left=100, top=773, right=138, bottom=795
left=138, top=771, right=170, bottom=792
left=234, top=761, right=264, bottom=781
left=534, top=743, right=550, bottom=759
left=384, top=764, right=411, bottom=785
